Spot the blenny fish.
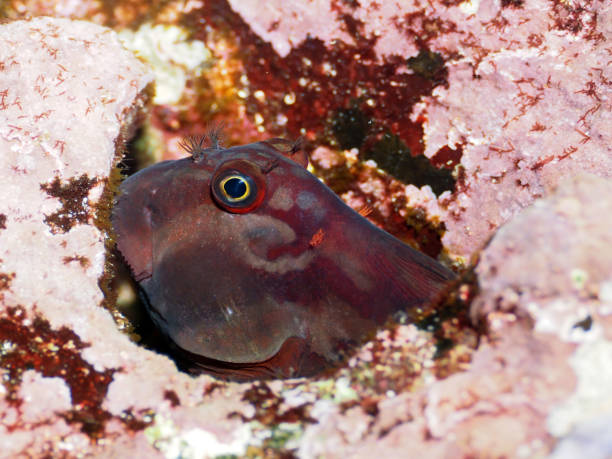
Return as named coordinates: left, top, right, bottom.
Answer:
left=112, top=132, right=455, bottom=380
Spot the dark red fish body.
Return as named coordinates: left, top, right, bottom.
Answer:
left=112, top=137, right=455, bottom=379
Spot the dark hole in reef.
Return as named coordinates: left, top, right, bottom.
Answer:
left=432, top=337, right=455, bottom=359
left=111, top=256, right=180, bottom=364
left=331, top=107, right=370, bottom=150
left=110, top=129, right=167, bottom=357
left=573, top=315, right=592, bottom=331
left=501, top=0, right=524, bottom=8
left=111, top=126, right=180, bottom=362
left=117, top=127, right=154, bottom=178
left=363, top=132, right=455, bottom=196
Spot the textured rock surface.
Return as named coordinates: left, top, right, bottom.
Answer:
left=0, top=16, right=158, bottom=456
left=472, top=174, right=612, bottom=454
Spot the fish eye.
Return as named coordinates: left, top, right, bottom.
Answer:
left=220, top=175, right=250, bottom=202
left=211, top=160, right=266, bottom=214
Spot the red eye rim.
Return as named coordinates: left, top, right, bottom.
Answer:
left=211, top=159, right=266, bottom=214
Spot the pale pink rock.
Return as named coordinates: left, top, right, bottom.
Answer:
left=0, top=14, right=149, bottom=361
left=472, top=174, right=612, bottom=335
left=0, top=16, right=159, bottom=456
left=6, top=0, right=94, bottom=19
left=18, top=371, right=72, bottom=423
left=471, top=174, right=612, bottom=452
left=227, top=0, right=354, bottom=58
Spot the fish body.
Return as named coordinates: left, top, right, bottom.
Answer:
left=112, top=137, right=455, bottom=379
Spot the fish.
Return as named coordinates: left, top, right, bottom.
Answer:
left=112, top=131, right=455, bottom=380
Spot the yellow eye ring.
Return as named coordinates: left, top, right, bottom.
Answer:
left=219, top=175, right=250, bottom=202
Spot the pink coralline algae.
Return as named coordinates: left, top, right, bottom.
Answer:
left=226, top=0, right=612, bottom=261
left=0, top=16, right=157, bottom=455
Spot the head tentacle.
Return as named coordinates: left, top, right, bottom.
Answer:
left=180, top=123, right=225, bottom=162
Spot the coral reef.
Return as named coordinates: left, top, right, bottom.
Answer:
left=0, top=0, right=610, bottom=457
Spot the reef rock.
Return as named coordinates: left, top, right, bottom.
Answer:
left=472, top=173, right=612, bottom=458
left=0, top=16, right=161, bottom=456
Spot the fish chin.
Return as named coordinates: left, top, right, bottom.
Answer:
left=172, top=297, right=306, bottom=364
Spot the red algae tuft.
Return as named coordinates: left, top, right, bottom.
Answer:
left=41, top=175, right=99, bottom=234
left=163, top=389, right=181, bottom=407
left=62, top=255, right=92, bottom=269
left=430, top=143, right=464, bottom=169
left=238, top=382, right=315, bottom=426
left=0, top=306, right=154, bottom=439
left=0, top=272, right=15, bottom=292
left=0, top=307, right=115, bottom=438
left=182, top=0, right=453, bottom=194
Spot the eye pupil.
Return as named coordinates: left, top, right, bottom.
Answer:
left=223, top=176, right=248, bottom=199
left=211, top=161, right=265, bottom=214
